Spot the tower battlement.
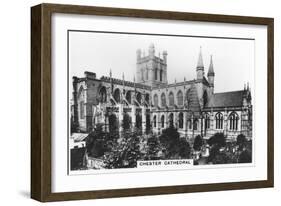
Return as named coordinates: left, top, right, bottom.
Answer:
left=136, top=44, right=168, bottom=87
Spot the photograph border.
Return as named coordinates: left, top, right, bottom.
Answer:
left=31, top=3, right=274, bottom=202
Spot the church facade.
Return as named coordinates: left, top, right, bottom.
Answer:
left=71, top=44, right=252, bottom=141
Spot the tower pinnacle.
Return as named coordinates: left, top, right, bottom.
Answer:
left=207, top=55, right=215, bottom=76
left=196, top=46, right=204, bottom=80
left=197, top=46, right=204, bottom=69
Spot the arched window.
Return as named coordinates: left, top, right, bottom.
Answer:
left=188, top=119, right=192, bottom=129
left=141, top=68, right=144, bottom=81
left=145, top=93, right=149, bottom=103
left=160, top=70, right=163, bottom=82
left=146, top=68, right=149, bottom=80
left=79, top=101, right=84, bottom=119
left=123, top=113, right=131, bottom=130
left=178, top=112, right=183, bottom=129
left=155, top=68, right=158, bottom=80
left=205, top=113, right=210, bottom=129
left=153, top=94, right=158, bottom=107
left=185, top=88, right=191, bottom=107
left=169, top=92, right=174, bottom=106
left=203, top=90, right=208, bottom=106
left=193, top=119, right=198, bottom=130
left=153, top=115, right=157, bottom=127
left=99, top=86, right=107, bottom=103
left=78, top=87, right=85, bottom=119
left=113, top=88, right=121, bottom=103
left=169, top=113, right=174, bottom=127
left=161, top=115, right=165, bottom=128
left=177, top=90, right=183, bottom=106
left=136, top=92, right=142, bottom=104
left=215, top=113, right=223, bottom=129
left=229, top=112, right=239, bottom=131
left=161, top=93, right=166, bottom=107
left=125, top=91, right=131, bottom=104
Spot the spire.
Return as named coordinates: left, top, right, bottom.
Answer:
left=109, top=69, right=112, bottom=78
left=197, top=46, right=204, bottom=69
left=207, top=55, right=215, bottom=76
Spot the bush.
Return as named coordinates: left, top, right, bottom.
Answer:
left=145, top=135, right=161, bottom=160
left=193, top=135, right=203, bottom=151
left=207, top=133, right=226, bottom=147
left=159, top=126, right=191, bottom=159
left=239, top=150, right=252, bottom=163
left=236, top=134, right=247, bottom=150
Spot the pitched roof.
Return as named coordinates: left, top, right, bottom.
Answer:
left=205, top=90, right=245, bottom=108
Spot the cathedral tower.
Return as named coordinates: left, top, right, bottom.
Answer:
left=136, top=44, right=168, bottom=87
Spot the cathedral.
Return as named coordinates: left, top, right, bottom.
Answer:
left=71, top=44, right=252, bottom=141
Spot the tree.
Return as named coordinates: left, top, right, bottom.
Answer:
left=178, top=139, right=191, bottom=158
left=193, top=135, right=203, bottom=151
left=207, top=133, right=226, bottom=164
left=103, top=131, right=142, bottom=169
left=85, top=123, right=118, bottom=158
left=236, top=134, right=247, bottom=151
left=207, top=133, right=226, bottom=147
left=159, top=127, right=191, bottom=159
left=239, top=150, right=252, bottom=163
left=144, top=135, right=161, bottom=160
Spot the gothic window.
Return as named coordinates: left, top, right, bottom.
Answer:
left=153, top=94, right=159, bottom=107
left=169, top=92, right=174, bottom=106
left=185, top=88, right=191, bottom=107
left=215, top=112, right=223, bottom=129
left=125, top=91, right=131, bottom=104
left=161, top=93, right=166, bottom=107
left=155, top=68, right=158, bottom=80
left=79, top=101, right=84, bottom=119
left=113, top=88, right=121, bottom=103
left=153, top=115, right=157, bottom=127
left=203, top=90, right=208, bottom=106
left=146, top=67, right=149, bottom=80
left=99, top=86, right=107, bottom=103
left=178, top=112, right=183, bottom=129
left=141, top=68, right=144, bottom=81
left=205, top=113, right=210, bottom=129
left=136, top=92, right=142, bottom=104
left=145, top=93, right=149, bottom=103
left=188, top=119, right=192, bottom=129
left=169, top=113, right=174, bottom=127
left=160, top=70, right=163, bottom=82
left=177, top=90, right=183, bottom=106
left=161, top=115, right=165, bottom=128
left=229, top=112, right=239, bottom=131
left=193, top=119, right=198, bottom=130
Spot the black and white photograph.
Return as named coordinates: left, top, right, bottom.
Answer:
left=69, top=31, right=254, bottom=173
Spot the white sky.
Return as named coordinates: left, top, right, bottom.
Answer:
left=69, top=31, right=254, bottom=93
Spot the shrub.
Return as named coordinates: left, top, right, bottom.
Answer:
left=193, top=135, right=203, bottom=151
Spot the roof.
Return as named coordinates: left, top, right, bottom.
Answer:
left=205, top=90, right=245, bottom=108
left=71, top=133, right=89, bottom=142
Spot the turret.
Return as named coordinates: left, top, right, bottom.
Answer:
left=207, top=55, right=215, bottom=94
left=163, top=50, right=167, bottom=64
left=196, top=47, right=204, bottom=80
left=136, top=49, right=141, bottom=62
left=149, top=43, right=155, bottom=57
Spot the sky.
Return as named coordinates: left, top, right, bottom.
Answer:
left=69, top=31, right=254, bottom=93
